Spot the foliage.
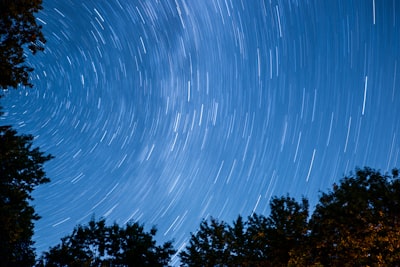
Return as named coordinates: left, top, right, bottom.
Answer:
left=0, top=125, right=52, bottom=266
left=179, top=218, right=230, bottom=266
left=306, top=167, right=400, bottom=266
left=264, top=196, right=309, bottom=266
left=0, top=1, right=51, bottom=265
left=0, top=0, right=46, bottom=89
left=180, top=167, right=400, bottom=266
left=37, top=218, right=176, bottom=267
left=179, top=196, right=308, bottom=267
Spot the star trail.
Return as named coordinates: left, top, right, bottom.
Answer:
left=2, top=0, right=400, bottom=263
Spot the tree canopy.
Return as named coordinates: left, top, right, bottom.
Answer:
left=37, top=218, right=176, bottom=267
left=0, top=1, right=49, bottom=265
left=180, top=167, right=400, bottom=266
left=180, top=196, right=309, bottom=267
left=0, top=125, right=52, bottom=266
left=0, top=0, right=46, bottom=89
left=304, top=167, right=400, bottom=266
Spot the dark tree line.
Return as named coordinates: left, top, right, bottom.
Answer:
left=39, top=168, right=398, bottom=266
left=36, top=218, right=175, bottom=267
left=179, top=167, right=400, bottom=267
left=179, top=196, right=309, bottom=267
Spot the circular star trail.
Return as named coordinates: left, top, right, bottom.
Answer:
left=2, top=0, right=400, bottom=263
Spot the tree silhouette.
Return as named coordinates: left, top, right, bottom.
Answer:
left=0, top=0, right=46, bottom=89
left=226, top=215, right=249, bottom=265
left=0, top=2, right=49, bottom=264
left=0, top=125, right=52, bottom=266
left=38, top=218, right=176, bottom=267
left=179, top=218, right=230, bottom=266
left=180, top=167, right=400, bottom=266
left=264, top=195, right=309, bottom=266
left=180, top=196, right=308, bottom=267
left=306, top=167, right=400, bottom=266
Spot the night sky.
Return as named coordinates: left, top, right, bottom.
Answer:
left=2, top=0, right=400, bottom=263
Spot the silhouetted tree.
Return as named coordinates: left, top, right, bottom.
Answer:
left=180, top=167, right=400, bottom=266
left=244, top=213, right=270, bottom=266
left=0, top=125, right=52, bottom=266
left=0, top=0, right=46, bottom=89
left=180, top=196, right=308, bottom=266
left=226, top=215, right=250, bottom=265
left=179, top=218, right=230, bottom=266
left=306, top=167, right=400, bottom=266
left=264, top=195, right=309, bottom=267
left=38, top=218, right=176, bottom=267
